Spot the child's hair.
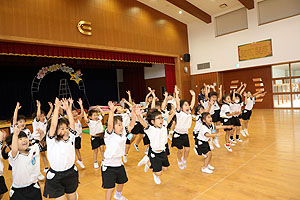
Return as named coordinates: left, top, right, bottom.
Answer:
left=5, top=134, right=12, bottom=146
left=146, top=109, right=162, bottom=126
left=200, top=86, right=205, bottom=91
left=88, top=109, right=98, bottom=117
left=14, top=115, right=26, bottom=123
left=148, top=94, right=153, bottom=99
left=155, top=101, right=161, bottom=108
left=194, top=105, right=204, bottom=115
left=18, top=131, right=27, bottom=139
left=180, top=100, right=189, bottom=108
left=201, top=112, right=210, bottom=122
left=231, top=93, right=242, bottom=103
left=222, top=94, right=231, bottom=103
left=166, top=103, right=172, bottom=111
left=54, top=118, right=70, bottom=141
left=113, top=116, right=123, bottom=127
left=208, top=91, right=218, bottom=98
left=72, top=107, right=77, bottom=111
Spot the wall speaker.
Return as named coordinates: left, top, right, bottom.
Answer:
left=183, top=54, right=190, bottom=62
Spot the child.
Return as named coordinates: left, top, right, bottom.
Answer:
left=0, top=130, right=8, bottom=199
left=32, top=100, right=53, bottom=174
left=83, top=105, right=105, bottom=168
left=9, top=125, right=45, bottom=200
left=241, top=91, right=266, bottom=136
left=220, top=94, right=240, bottom=152
left=171, top=85, right=195, bottom=170
left=102, top=101, right=136, bottom=200
left=74, top=98, right=86, bottom=169
left=136, top=108, right=175, bottom=184
left=43, top=98, right=79, bottom=200
left=10, top=102, right=31, bottom=140
left=194, top=112, right=231, bottom=174
left=229, top=92, right=243, bottom=143
left=203, top=84, right=222, bottom=150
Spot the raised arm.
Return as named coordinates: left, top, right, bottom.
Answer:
left=62, top=98, right=75, bottom=130
left=36, top=100, right=41, bottom=121
left=218, top=85, right=223, bottom=102
left=126, top=90, right=133, bottom=104
left=128, top=107, right=137, bottom=132
left=77, top=99, right=85, bottom=120
left=49, top=98, right=61, bottom=137
left=96, top=106, right=105, bottom=116
left=239, top=83, right=247, bottom=95
left=121, top=98, right=133, bottom=109
left=204, top=101, right=213, bottom=113
left=190, top=90, right=196, bottom=109
left=107, top=101, right=116, bottom=133
left=204, top=84, right=209, bottom=101
left=232, top=89, right=236, bottom=102
left=145, top=87, right=152, bottom=106
left=12, top=102, right=22, bottom=126
left=236, top=82, right=244, bottom=94
left=11, top=125, right=21, bottom=158
left=46, top=102, right=54, bottom=119
left=174, top=85, right=180, bottom=112
left=166, top=107, right=176, bottom=124
left=161, top=91, right=168, bottom=111
left=135, top=108, right=148, bottom=128
left=150, top=90, right=156, bottom=109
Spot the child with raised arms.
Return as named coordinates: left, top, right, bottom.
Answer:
left=101, top=101, right=136, bottom=200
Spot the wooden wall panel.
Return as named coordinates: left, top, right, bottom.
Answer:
left=145, top=77, right=166, bottom=100
left=221, top=66, right=273, bottom=109
left=0, top=0, right=188, bottom=57
left=191, top=72, right=221, bottom=97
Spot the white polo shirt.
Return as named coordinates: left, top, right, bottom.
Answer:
left=144, top=125, right=168, bottom=152
left=9, top=144, right=40, bottom=188
left=220, top=103, right=232, bottom=119
left=203, top=101, right=220, bottom=115
left=193, top=115, right=203, bottom=132
left=174, top=110, right=192, bottom=134
left=75, top=119, right=82, bottom=137
left=10, top=126, right=32, bottom=141
left=230, top=102, right=243, bottom=117
left=32, top=117, right=48, bottom=133
left=103, top=127, right=128, bottom=167
left=197, top=124, right=215, bottom=142
left=46, top=129, right=76, bottom=172
left=245, top=97, right=256, bottom=110
left=88, top=115, right=104, bottom=136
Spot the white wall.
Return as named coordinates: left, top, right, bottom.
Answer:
left=144, top=64, right=165, bottom=79
left=188, top=1, right=300, bottom=75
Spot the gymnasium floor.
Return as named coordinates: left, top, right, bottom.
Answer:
left=2, top=109, right=300, bottom=200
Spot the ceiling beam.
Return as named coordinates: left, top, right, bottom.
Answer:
left=166, top=0, right=211, bottom=23
left=238, top=0, right=254, bottom=10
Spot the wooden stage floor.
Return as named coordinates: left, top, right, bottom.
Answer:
left=2, top=109, right=300, bottom=200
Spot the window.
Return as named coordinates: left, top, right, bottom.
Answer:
left=272, top=62, right=300, bottom=108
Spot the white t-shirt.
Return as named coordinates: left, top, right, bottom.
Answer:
left=230, top=102, right=243, bottom=117
left=88, top=115, right=104, bottom=136
left=193, top=115, right=203, bottom=132
left=32, top=117, right=48, bottom=141
left=220, top=103, right=232, bottom=119
left=203, top=101, right=220, bottom=115
left=197, top=124, right=215, bottom=142
left=75, top=119, right=82, bottom=137
left=174, top=110, right=192, bottom=134
left=9, top=144, right=40, bottom=188
left=103, top=127, right=128, bottom=167
left=167, top=99, right=177, bottom=109
left=46, top=129, right=76, bottom=172
left=245, top=97, right=256, bottom=110
left=144, top=125, right=168, bottom=152
left=10, top=126, right=32, bottom=140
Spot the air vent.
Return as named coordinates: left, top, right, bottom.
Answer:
left=197, top=62, right=210, bottom=70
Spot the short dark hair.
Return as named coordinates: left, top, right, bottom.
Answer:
left=146, top=109, right=162, bottom=126
left=180, top=100, right=189, bottom=108
left=231, top=93, right=242, bottom=103
left=88, top=109, right=98, bottom=116
left=194, top=105, right=204, bottom=115
left=113, top=116, right=123, bottom=127
left=18, top=131, right=28, bottom=139
left=222, top=94, right=230, bottom=103
left=155, top=101, right=161, bottom=108
left=17, top=115, right=26, bottom=122
left=200, top=86, right=205, bottom=90
left=208, top=91, right=218, bottom=98
left=166, top=103, right=172, bottom=111
left=201, top=112, right=210, bottom=122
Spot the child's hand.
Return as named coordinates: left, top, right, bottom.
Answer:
left=126, top=90, right=131, bottom=95
left=121, top=98, right=126, bottom=102
left=48, top=102, right=53, bottom=108
left=148, top=87, right=152, bottom=92
left=13, top=125, right=21, bottom=136
left=108, top=101, right=116, bottom=112
left=36, top=100, right=41, bottom=107
left=68, top=98, right=74, bottom=106
left=219, top=85, right=222, bottom=91
left=15, top=102, right=22, bottom=110
left=37, top=128, right=45, bottom=139
left=61, top=98, right=69, bottom=111
left=77, top=98, right=83, bottom=106
left=55, top=98, right=61, bottom=107
left=190, top=90, right=195, bottom=96
left=134, top=107, right=142, bottom=116
left=0, top=130, right=7, bottom=141
left=164, top=91, right=168, bottom=98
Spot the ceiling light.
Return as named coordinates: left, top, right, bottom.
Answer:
left=178, top=10, right=182, bottom=14
left=219, top=3, right=228, bottom=8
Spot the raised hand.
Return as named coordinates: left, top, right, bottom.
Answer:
left=148, top=87, right=152, bottom=92
left=36, top=100, right=41, bottom=107
left=164, top=91, right=168, bottom=98
left=134, top=107, right=142, bottom=116
left=77, top=98, right=83, bottom=106
left=126, top=90, right=131, bottom=95
left=61, top=98, right=69, bottom=111
left=190, top=90, right=195, bottom=96
left=108, top=101, right=116, bottom=112
left=13, top=125, right=21, bottom=136
left=48, top=102, right=53, bottom=108
left=15, top=102, right=22, bottom=110
left=219, top=85, right=223, bottom=91
left=68, top=98, right=74, bottom=106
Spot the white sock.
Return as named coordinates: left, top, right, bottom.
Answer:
left=115, top=191, right=122, bottom=198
